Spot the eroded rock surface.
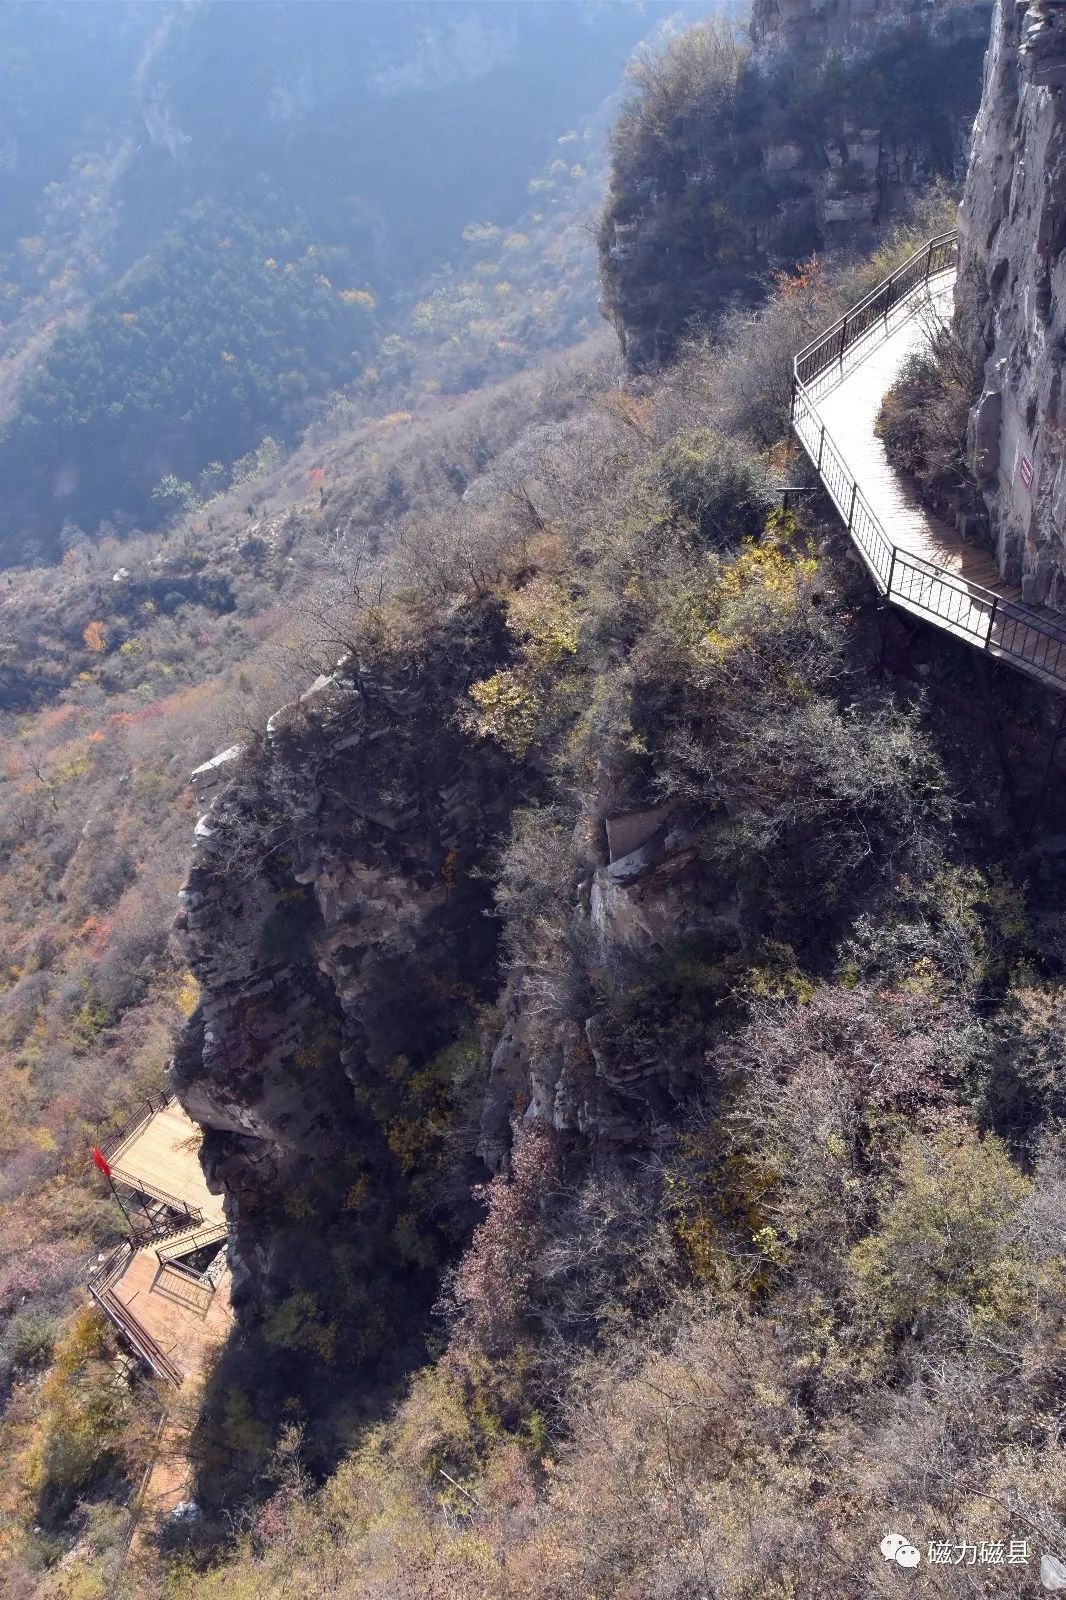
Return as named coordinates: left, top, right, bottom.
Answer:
left=172, top=599, right=734, bottom=1355
left=172, top=604, right=530, bottom=1350
left=958, top=0, right=1066, bottom=602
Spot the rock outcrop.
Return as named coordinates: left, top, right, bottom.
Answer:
left=599, top=0, right=990, bottom=370
left=171, top=596, right=734, bottom=1377
left=957, top=0, right=1066, bottom=604
left=750, top=0, right=972, bottom=55
left=172, top=604, right=532, bottom=1366
left=477, top=802, right=721, bottom=1169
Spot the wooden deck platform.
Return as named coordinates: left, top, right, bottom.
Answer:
left=91, top=1099, right=231, bottom=1394
left=110, top=1101, right=225, bottom=1226
left=109, top=1245, right=232, bottom=1383
left=89, top=1096, right=236, bottom=1556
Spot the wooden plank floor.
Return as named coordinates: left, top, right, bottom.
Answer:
left=92, top=1100, right=234, bottom=1550
left=105, top=1101, right=229, bottom=1381
left=110, top=1246, right=233, bottom=1383
left=110, top=1102, right=225, bottom=1225
left=810, top=280, right=1066, bottom=691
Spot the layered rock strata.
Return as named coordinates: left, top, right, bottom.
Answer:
left=172, top=606, right=528, bottom=1342
left=172, top=602, right=726, bottom=1351
left=958, top=0, right=1066, bottom=603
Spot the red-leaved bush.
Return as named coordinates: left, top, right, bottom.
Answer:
left=447, top=1120, right=562, bottom=1358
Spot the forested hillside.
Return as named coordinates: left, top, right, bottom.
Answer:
left=0, top=0, right=704, bottom=561
left=1, top=4, right=1064, bottom=1598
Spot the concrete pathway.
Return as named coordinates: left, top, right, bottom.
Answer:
left=794, top=273, right=1066, bottom=691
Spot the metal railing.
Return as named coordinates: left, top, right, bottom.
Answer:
left=96, top=1095, right=205, bottom=1228
left=110, top=1168, right=204, bottom=1227
left=795, top=230, right=959, bottom=389
left=100, top=1094, right=173, bottom=1165
left=791, top=233, right=1066, bottom=689
left=154, top=1220, right=227, bottom=1265
left=87, top=1243, right=183, bottom=1386
left=88, top=1240, right=133, bottom=1296
left=152, top=1261, right=216, bottom=1317
left=124, top=1206, right=208, bottom=1251
left=90, top=1283, right=183, bottom=1386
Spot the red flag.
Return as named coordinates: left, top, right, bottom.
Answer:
left=91, top=1145, right=112, bottom=1179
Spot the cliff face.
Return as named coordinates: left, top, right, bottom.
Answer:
left=599, top=0, right=990, bottom=370
left=958, top=0, right=1066, bottom=604
left=750, top=0, right=972, bottom=54
left=172, top=605, right=532, bottom=1371
left=171, top=595, right=730, bottom=1379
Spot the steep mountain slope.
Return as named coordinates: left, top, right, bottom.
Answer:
left=0, top=323, right=627, bottom=1578
left=5, top=6, right=1066, bottom=1597
left=0, top=0, right=703, bottom=560
left=166, top=215, right=1066, bottom=1594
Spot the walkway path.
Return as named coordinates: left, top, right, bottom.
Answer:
left=792, top=235, right=1066, bottom=692
left=109, top=1100, right=225, bottom=1226
left=91, top=1099, right=231, bottom=1384
left=107, top=1243, right=231, bottom=1381
left=89, top=1097, right=235, bottom=1559
left=818, top=281, right=1006, bottom=585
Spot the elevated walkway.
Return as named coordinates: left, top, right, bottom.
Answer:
left=88, top=1239, right=231, bottom=1385
left=792, top=232, right=1066, bottom=692
left=89, top=1099, right=230, bottom=1387
left=104, top=1096, right=225, bottom=1227
left=154, top=1218, right=228, bottom=1264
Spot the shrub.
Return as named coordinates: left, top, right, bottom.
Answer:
left=876, top=316, right=985, bottom=521
left=447, top=1120, right=562, bottom=1360
left=975, top=981, right=1066, bottom=1141
left=646, top=427, right=775, bottom=546
left=637, top=537, right=950, bottom=890
left=28, top=1307, right=131, bottom=1517
left=468, top=669, right=544, bottom=758
left=493, top=808, right=576, bottom=974
left=851, top=1128, right=1035, bottom=1339
left=718, top=986, right=970, bottom=1290
left=468, top=579, right=581, bottom=757
left=607, top=18, right=749, bottom=194
left=7, top=1307, right=58, bottom=1370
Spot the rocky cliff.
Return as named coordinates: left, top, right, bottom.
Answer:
left=171, top=604, right=532, bottom=1384
left=170, top=583, right=742, bottom=1408
left=750, top=0, right=975, bottom=54
left=958, top=0, right=1066, bottom=604
left=164, top=3, right=1006, bottom=1453
left=599, top=0, right=990, bottom=370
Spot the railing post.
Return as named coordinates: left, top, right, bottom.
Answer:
left=839, top=315, right=848, bottom=368
left=847, top=481, right=857, bottom=532
left=817, top=424, right=825, bottom=474
left=986, top=594, right=999, bottom=646
left=887, top=546, right=897, bottom=597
